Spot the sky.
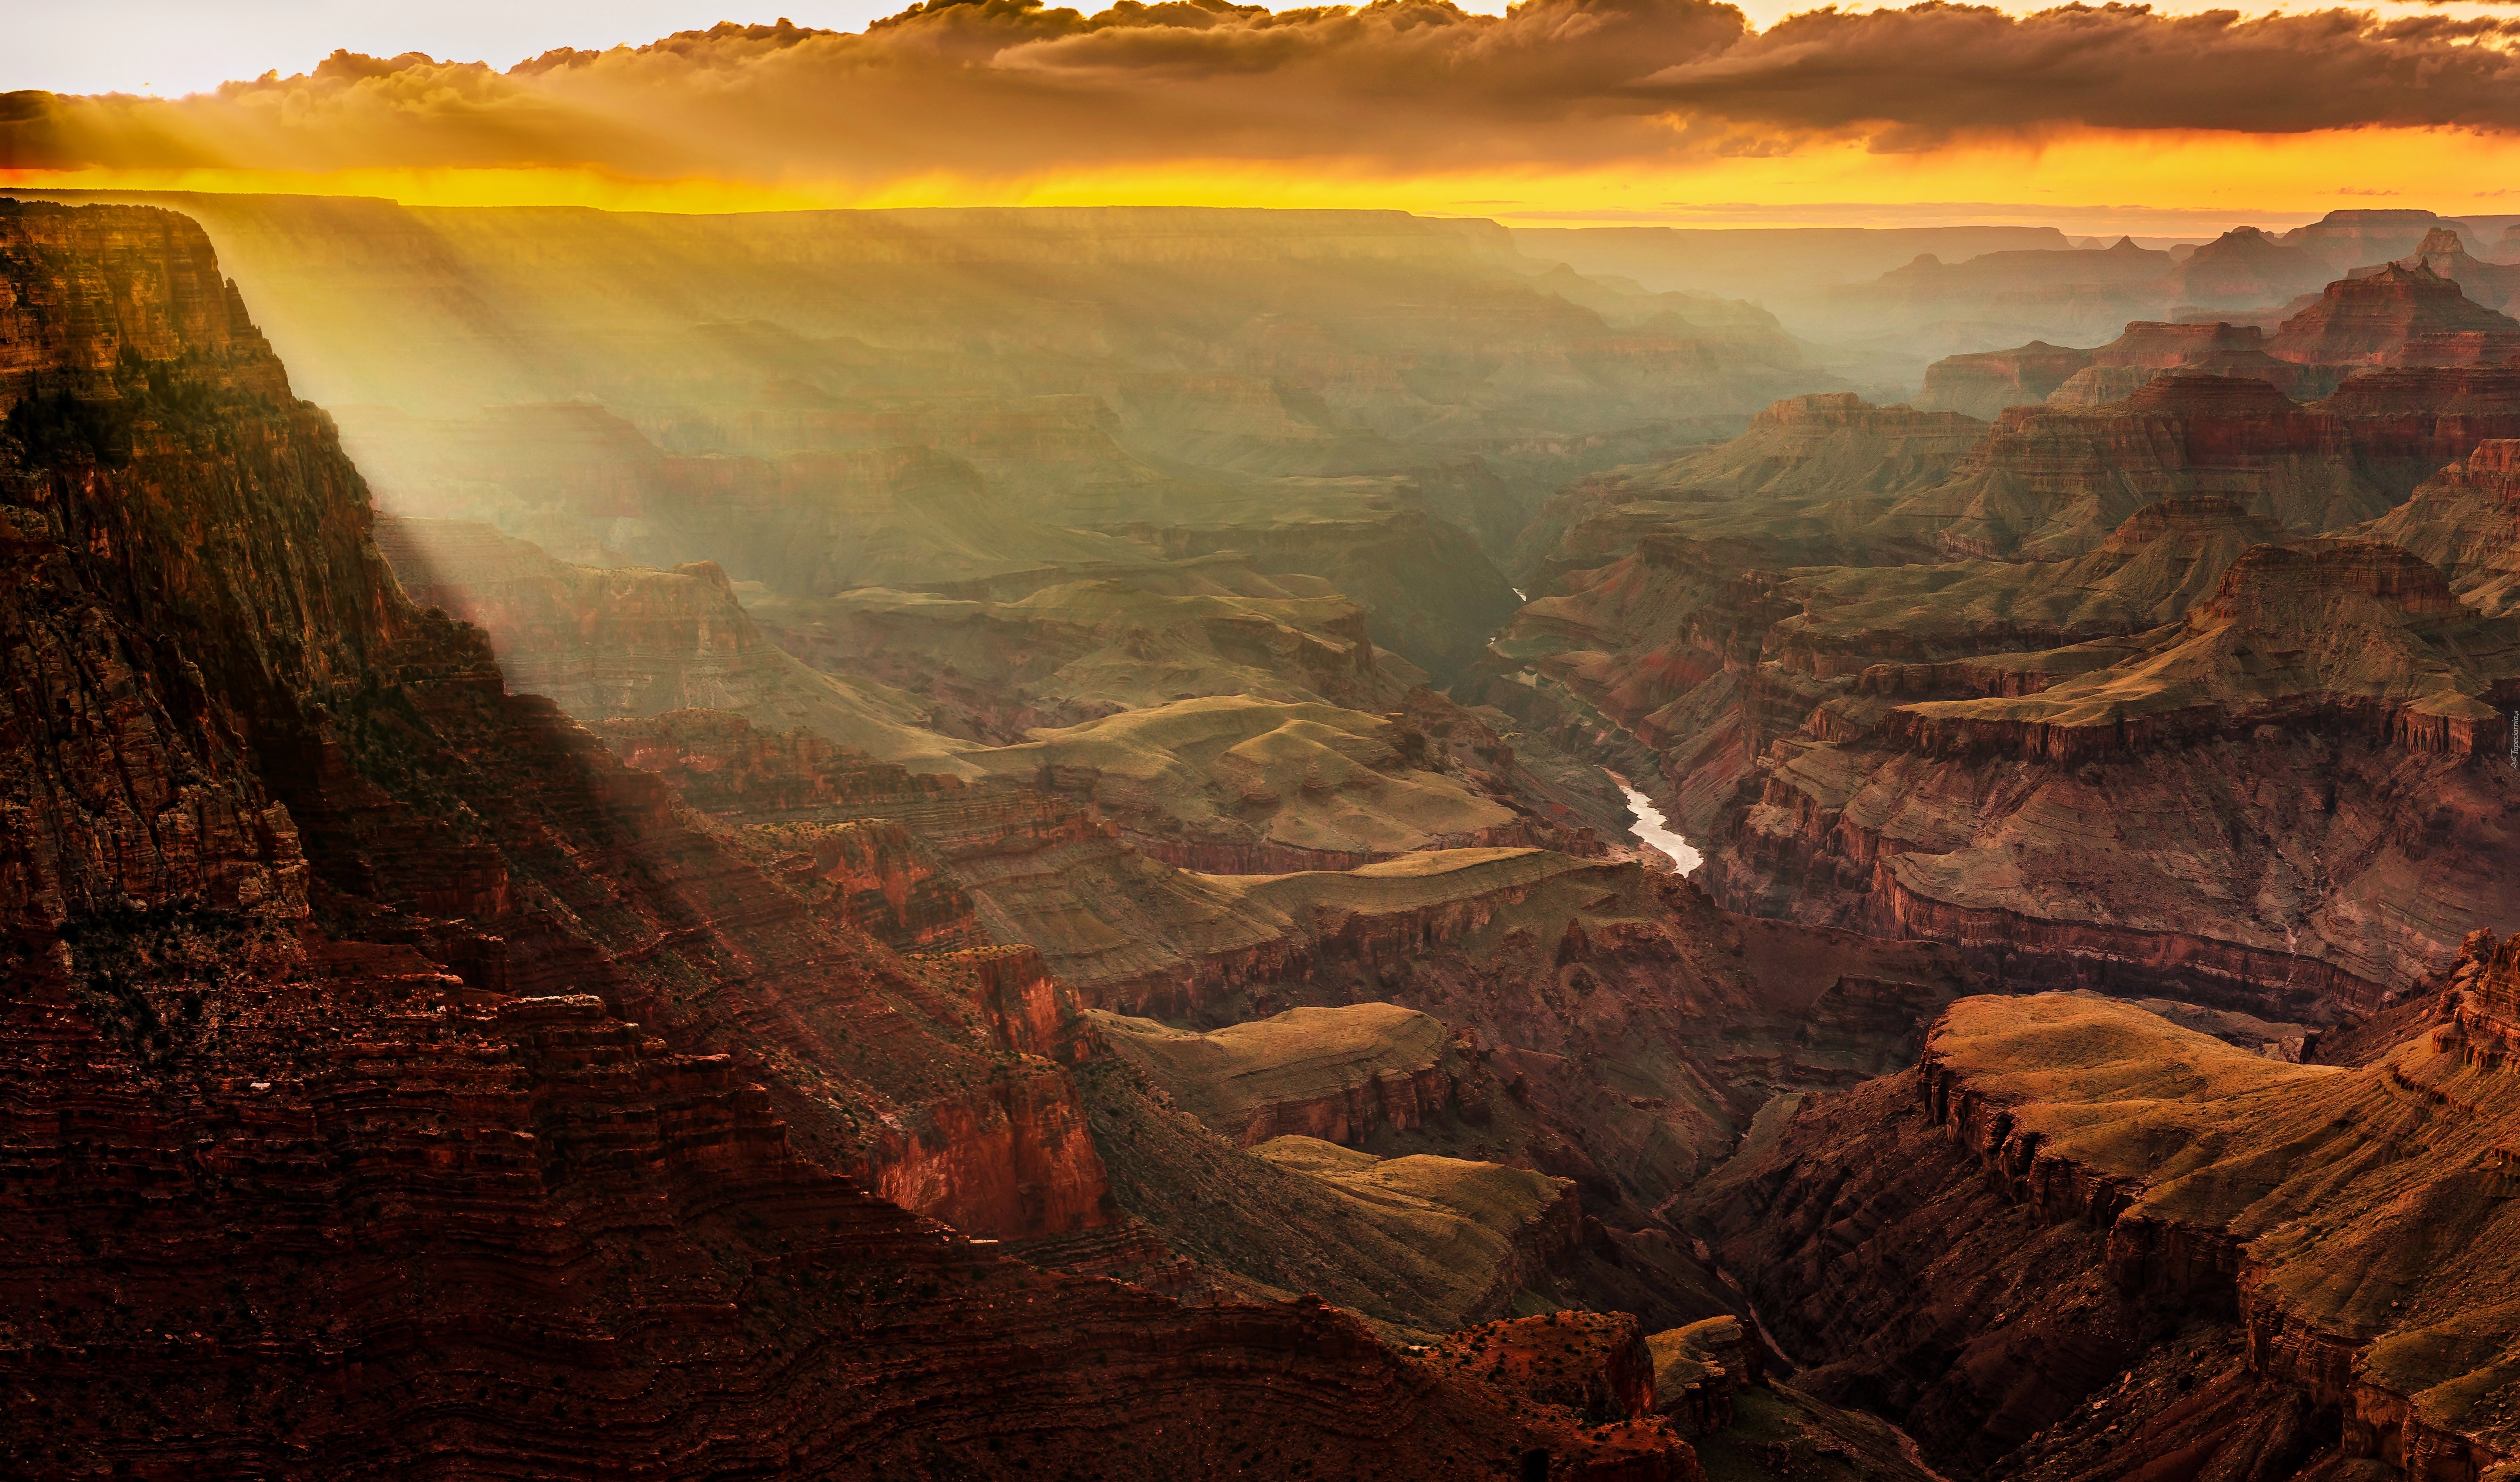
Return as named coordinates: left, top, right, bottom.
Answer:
left=11, top=0, right=2520, bottom=233
left=21, top=0, right=2519, bottom=94
left=13, top=2, right=910, bottom=97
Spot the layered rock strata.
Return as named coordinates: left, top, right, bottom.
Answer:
left=591, top=701, right=1983, bottom=1287
left=0, top=199, right=1704, bottom=1479
left=1916, top=340, right=2103, bottom=419
left=375, top=515, right=976, bottom=770
left=1880, top=368, right=2520, bottom=561
left=1704, top=987, right=2520, bottom=1479
left=1703, top=534, right=2520, bottom=1014
left=966, top=694, right=1576, bottom=869
left=2269, top=261, right=2520, bottom=366
left=1091, top=1003, right=1465, bottom=1146
left=1515, top=393, right=1988, bottom=578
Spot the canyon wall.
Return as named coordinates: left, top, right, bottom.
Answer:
left=0, top=199, right=1706, bottom=1479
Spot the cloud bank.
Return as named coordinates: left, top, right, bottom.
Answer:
left=6, top=0, right=2520, bottom=183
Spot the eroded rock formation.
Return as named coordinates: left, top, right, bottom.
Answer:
left=2271, top=261, right=2520, bottom=367
left=1698, top=986, right=2520, bottom=1479
left=1707, top=535, right=2520, bottom=1015
left=377, top=515, right=976, bottom=770
left=0, top=198, right=1710, bottom=1479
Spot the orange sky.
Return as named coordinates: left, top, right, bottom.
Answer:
left=11, top=3, right=2520, bottom=235
left=17, top=126, right=2520, bottom=235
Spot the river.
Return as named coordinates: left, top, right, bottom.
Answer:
left=1609, top=772, right=1701, bottom=874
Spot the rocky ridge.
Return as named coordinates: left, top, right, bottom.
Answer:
left=376, top=515, right=978, bottom=769
left=1705, top=532, right=2520, bottom=1015
left=0, top=199, right=1710, bottom=1479
left=1698, top=982, right=2520, bottom=1479
left=1505, top=349, right=2520, bottom=1017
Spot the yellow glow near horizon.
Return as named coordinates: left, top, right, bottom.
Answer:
left=12, top=124, right=2520, bottom=233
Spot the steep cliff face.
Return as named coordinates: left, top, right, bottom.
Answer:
left=0, top=203, right=416, bottom=937
left=2362, top=438, right=2520, bottom=614
left=1914, top=340, right=2095, bottom=419
left=2269, top=262, right=2520, bottom=367
left=1518, top=387, right=2520, bottom=1018
left=1870, top=538, right=2516, bottom=760
left=1701, top=990, right=2520, bottom=1481
left=2312, top=362, right=2520, bottom=497
left=1880, top=358, right=2520, bottom=563
left=1887, top=373, right=2377, bottom=559
left=0, top=201, right=1123, bottom=1241
left=1702, top=535, right=2520, bottom=1014
left=376, top=515, right=978, bottom=770
left=0, top=200, right=1708, bottom=1479
left=2046, top=320, right=2340, bottom=407
left=1512, top=393, right=1989, bottom=581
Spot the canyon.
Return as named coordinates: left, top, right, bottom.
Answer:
left=0, top=199, right=1735, bottom=1479
left=1498, top=263, right=2520, bottom=1018
left=17, top=176, right=2520, bottom=1482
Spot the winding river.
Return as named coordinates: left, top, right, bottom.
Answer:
left=1609, top=772, right=1702, bottom=874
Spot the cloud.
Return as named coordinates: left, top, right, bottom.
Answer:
left=1638, top=5, right=2520, bottom=146
left=6, top=1, right=2520, bottom=184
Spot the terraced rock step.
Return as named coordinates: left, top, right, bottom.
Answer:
left=1700, top=979, right=2520, bottom=1479
left=1092, top=1003, right=1466, bottom=1146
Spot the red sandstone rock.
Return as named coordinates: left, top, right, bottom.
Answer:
left=1916, top=340, right=2095, bottom=420
left=2042, top=320, right=2336, bottom=406
left=1430, top=1310, right=1662, bottom=1424
left=0, top=199, right=1705, bottom=1480
left=2351, top=227, right=2520, bottom=316
left=1699, top=529, right=2520, bottom=1015
left=2269, top=262, right=2520, bottom=367
left=1512, top=393, right=1986, bottom=579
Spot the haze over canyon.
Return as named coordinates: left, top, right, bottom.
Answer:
left=10, top=4, right=2520, bottom=1480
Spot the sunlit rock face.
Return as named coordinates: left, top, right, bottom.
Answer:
left=9, top=189, right=1839, bottom=694
left=1695, top=533, right=2520, bottom=1021
left=1697, top=987, right=2520, bottom=1479
left=2270, top=261, right=2520, bottom=368
left=375, top=515, right=984, bottom=772
left=1509, top=350, right=2520, bottom=1023
left=0, top=198, right=1729, bottom=1481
